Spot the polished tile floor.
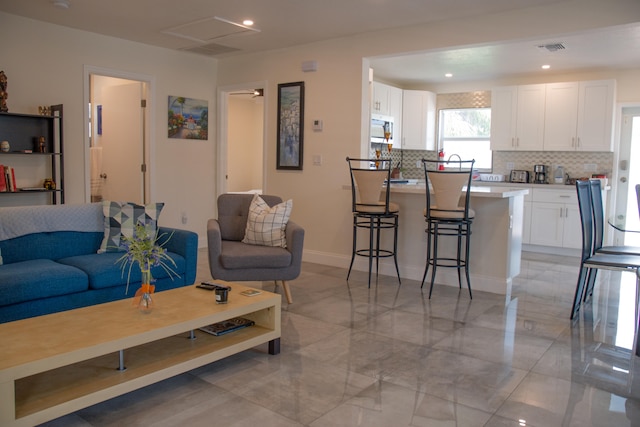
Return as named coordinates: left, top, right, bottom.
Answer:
left=40, top=249, right=640, bottom=427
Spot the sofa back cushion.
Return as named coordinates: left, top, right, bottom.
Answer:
left=217, top=194, right=283, bottom=241
left=0, top=231, right=104, bottom=264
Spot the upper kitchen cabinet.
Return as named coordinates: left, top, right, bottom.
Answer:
left=401, top=90, right=436, bottom=151
left=371, top=81, right=402, bottom=121
left=490, top=84, right=545, bottom=151
left=543, top=80, right=615, bottom=152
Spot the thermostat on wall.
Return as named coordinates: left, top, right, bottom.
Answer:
left=313, top=119, right=323, bottom=131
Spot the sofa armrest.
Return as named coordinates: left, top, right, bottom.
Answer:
left=285, top=220, right=305, bottom=274
left=157, top=226, right=198, bottom=285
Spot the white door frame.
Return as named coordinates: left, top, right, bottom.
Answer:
left=608, top=102, right=640, bottom=245
left=216, top=81, right=268, bottom=200
left=83, top=65, right=156, bottom=203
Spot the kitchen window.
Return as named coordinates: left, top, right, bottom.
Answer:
left=438, top=108, right=492, bottom=170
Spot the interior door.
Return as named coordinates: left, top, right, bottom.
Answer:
left=99, top=81, right=144, bottom=203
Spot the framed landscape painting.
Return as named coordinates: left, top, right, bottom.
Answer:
left=276, top=82, right=304, bottom=170
left=167, top=96, right=209, bottom=140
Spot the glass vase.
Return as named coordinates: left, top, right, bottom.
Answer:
left=137, top=268, right=154, bottom=314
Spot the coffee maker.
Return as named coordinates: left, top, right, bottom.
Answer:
left=534, top=164, right=548, bottom=184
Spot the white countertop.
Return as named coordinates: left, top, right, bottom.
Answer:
left=387, top=180, right=529, bottom=198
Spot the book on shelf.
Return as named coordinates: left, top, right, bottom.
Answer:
left=198, top=317, right=255, bottom=336
left=2, top=165, right=16, bottom=192
left=0, top=164, right=6, bottom=192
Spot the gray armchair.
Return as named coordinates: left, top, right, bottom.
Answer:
left=207, top=194, right=305, bottom=303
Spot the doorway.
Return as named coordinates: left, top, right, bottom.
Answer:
left=612, top=106, right=640, bottom=246
left=84, top=66, right=154, bottom=204
left=217, top=82, right=266, bottom=197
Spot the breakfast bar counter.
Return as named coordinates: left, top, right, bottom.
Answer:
left=371, top=182, right=528, bottom=300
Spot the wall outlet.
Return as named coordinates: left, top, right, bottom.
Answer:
left=506, top=162, right=515, bottom=171
left=181, top=211, right=188, bottom=225
left=313, top=154, right=322, bottom=166
left=416, top=160, right=422, bottom=168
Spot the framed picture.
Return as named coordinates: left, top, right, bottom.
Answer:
left=167, top=96, right=209, bottom=140
left=277, top=81, right=304, bottom=170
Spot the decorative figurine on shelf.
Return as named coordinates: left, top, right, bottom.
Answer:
left=37, top=136, right=47, bottom=153
left=43, top=178, right=56, bottom=190
left=38, top=106, right=51, bottom=116
left=0, top=71, right=8, bottom=113
left=1, top=140, right=9, bottom=153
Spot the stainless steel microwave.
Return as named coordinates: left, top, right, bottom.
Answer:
left=371, top=114, right=393, bottom=144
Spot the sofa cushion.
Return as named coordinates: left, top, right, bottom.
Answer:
left=242, top=195, right=292, bottom=248
left=220, top=240, right=291, bottom=269
left=58, top=251, right=187, bottom=290
left=98, top=201, right=164, bottom=253
left=0, top=231, right=103, bottom=265
left=0, top=259, right=89, bottom=307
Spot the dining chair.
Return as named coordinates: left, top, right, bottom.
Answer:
left=421, top=158, right=475, bottom=299
left=570, top=180, right=640, bottom=319
left=346, top=157, right=401, bottom=288
left=582, top=180, right=640, bottom=301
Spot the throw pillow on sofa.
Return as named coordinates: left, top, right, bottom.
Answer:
left=242, top=194, right=292, bottom=248
left=98, top=201, right=164, bottom=253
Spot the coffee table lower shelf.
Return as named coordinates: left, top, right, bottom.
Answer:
left=0, top=284, right=281, bottom=427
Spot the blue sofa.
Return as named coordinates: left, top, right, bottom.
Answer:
left=0, top=203, right=198, bottom=323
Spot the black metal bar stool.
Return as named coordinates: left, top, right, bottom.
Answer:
left=421, top=158, right=475, bottom=298
left=346, top=157, right=401, bottom=288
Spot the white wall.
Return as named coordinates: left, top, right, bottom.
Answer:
left=215, top=0, right=640, bottom=268
left=0, top=11, right=218, bottom=244
left=2, top=0, right=640, bottom=266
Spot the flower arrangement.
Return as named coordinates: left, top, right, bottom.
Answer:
left=117, top=223, right=177, bottom=306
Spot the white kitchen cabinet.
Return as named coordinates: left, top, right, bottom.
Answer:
left=490, top=84, right=545, bottom=151
left=543, top=80, right=615, bottom=152
left=529, top=189, right=581, bottom=249
left=401, top=89, right=436, bottom=150
left=372, top=82, right=402, bottom=119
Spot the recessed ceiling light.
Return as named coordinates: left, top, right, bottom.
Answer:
left=243, top=19, right=254, bottom=26
left=445, top=73, right=453, bottom=78
left=541, top=64, right=551, bottom=69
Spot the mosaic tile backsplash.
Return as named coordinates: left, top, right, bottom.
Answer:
left=376, top=149, right=613, bottom=181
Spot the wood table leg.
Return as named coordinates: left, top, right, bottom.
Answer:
left=268, top=338, right=280, bottom=355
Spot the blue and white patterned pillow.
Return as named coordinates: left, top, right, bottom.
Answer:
left=98, top=201, right=164, bottom=253
left=242, top=195, right=292, bottom=248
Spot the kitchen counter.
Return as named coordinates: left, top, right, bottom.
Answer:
left=347, top=181, right=528, bottom=300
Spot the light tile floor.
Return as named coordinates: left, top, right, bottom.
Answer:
left=40, top=249, right=640, bottom=427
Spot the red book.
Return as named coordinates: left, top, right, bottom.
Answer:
left=0, top=164, right=6, bottom=192
left=10, top=167, right=17, bottom=191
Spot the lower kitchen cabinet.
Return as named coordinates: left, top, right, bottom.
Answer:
left=528, top=188, right=581, bottom=249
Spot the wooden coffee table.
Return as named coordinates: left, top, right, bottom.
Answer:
left=0, top=283, right=281, bottom=427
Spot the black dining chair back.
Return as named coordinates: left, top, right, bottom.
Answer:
left=571, top=180, right=640, bottom=319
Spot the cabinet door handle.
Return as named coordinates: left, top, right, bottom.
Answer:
left=516, top=137, right=520, bottom=147
left=577, top=137, right=581, bottom=147
left=511, top=137, right=515, bottom=147
left=571, top=137, right=575, bottom=147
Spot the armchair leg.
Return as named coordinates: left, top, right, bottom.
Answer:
left=274, top=280, right=294, bottom=304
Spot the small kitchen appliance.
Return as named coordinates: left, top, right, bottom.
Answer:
left=534, top=164, right=548, bottom=184
left=509, top=170, right=530, bottom=183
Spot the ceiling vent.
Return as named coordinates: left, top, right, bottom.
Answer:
left=538, top=43, right=566, bottom=52
left=163, top=16, right=259, bottom=56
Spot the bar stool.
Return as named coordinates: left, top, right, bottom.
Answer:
left=421, top=158, right=475, bottom=298
left=346, top=157, right=401, bottom=287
